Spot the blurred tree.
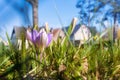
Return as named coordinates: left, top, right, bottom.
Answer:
left=76, top=0, right=98, bottom=27
left=94, top=0, right=120, bottom=40
left=77, top=0, right=120, bottom=40
left=93, top=0, right=120, bottom=27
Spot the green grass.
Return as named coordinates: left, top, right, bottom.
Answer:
left=0, top=28, right=120, bottom=80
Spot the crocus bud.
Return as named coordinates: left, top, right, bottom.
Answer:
left=45, top=22, right=50, bottom=33
left=27, top=28, right=53, bottom=49
left=40, top=29, right=48, bottom=48
left=39, top=28, right=53, bottom=47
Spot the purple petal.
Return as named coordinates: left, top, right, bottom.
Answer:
left=31, top=30, right=38, bottom=43
left=27, top=30, right=39, bottom=44
left=35, top=32, right=42, bottom=46
left=27, top=30, right=32, bottom=41
left=46, top=33, right=53, bottom=46
left=27, top=29, right=53, bottom=48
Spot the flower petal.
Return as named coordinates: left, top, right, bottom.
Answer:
left=27, top=28, right=52, bottom=48
left=39, top=28, right=45, bottom=34
left=27, top=29, right=39, bottom=44
left=35, top=32, right=42, bottom=47
left=46, top=33, right=53, bottom=46
left=41, top=31, right=48, bottom=48
left=27, top=30, right=32, bottom=41
left=31, top=30, right=38, bottom=43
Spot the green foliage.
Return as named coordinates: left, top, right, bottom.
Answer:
left=0, top=29, right=120, bottom=80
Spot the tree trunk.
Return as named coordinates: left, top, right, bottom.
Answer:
left=33, top=3, right=38, bottom=28
left=113, top=13, right=117, bottom=42
left=27, top=0, right=38, bottom=29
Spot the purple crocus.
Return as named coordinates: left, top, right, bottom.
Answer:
left=27, top=28, right=53, bottom=48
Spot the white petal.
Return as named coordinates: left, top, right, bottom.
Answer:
left=40, top=31, right=48, bottom=48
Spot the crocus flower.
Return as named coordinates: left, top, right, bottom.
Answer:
left=27, top=28, right=53, bottom=48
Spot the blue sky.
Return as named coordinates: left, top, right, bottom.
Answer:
left=0, top=0, right=79, bottom=40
